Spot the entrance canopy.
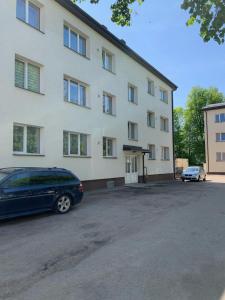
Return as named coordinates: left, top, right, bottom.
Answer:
left=123, top=145, right=151, bottom=154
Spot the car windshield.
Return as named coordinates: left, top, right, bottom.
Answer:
left=185, top=167, right=199, bottom=172
left=0, top=172, right=8, bottom=183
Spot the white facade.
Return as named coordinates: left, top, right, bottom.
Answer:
left=0, top=0, right=176, bottom=187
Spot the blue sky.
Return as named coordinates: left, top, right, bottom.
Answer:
left=77, top=0, right=225, bottom=108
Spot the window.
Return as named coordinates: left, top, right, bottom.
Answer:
left=103, top=137, right=116, bottom=157
left=3, top=173, right=30, bottom=188
left=16, top=0, right=40, bottom=30
left=64, top=25, right=87, bottom=57
left=128, top=122, right=138, bottom=141
left=29, top=171, right=75, bottom=185
left=161, top=147, right=170, bottom=161
left=63, top=132, right=89, bottom=157
left=103, top=93, right=115, bottom=115
left=147, top=112, right=155, bottom=128
left=160, top=117, right=169, bottom=132
left=64, top=77, right=87, bottom=107
left=216, top=133, right=225, bottom=142
left=128, top=84, right=137, bottom=104
left=160, top=89, right=168, bottom=103
left=216, top=152, right=225, bottom=162
left=15, top=58, right=40, bottom=93
left=148, top=144, right=156, bottom=160
left=215, top=113, right=225, bottom=123
left=102, top=49, right=113, bottom=72
left=13, top=124, right=41, bottom=154
left=148, top=80, right=155, bottom=96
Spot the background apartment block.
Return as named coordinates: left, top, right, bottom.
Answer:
left=204, top=103, right=225, bottom=174
left=0, top=0, right=177, bottom=189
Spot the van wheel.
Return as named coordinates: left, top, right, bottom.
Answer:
left=55, top=194, right=72, bottom=214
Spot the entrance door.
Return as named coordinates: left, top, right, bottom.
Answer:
left=125, top=155, right=138, bottom=184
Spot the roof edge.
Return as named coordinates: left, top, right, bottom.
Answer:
left=54, top=0, right=178, bottom=90
left=203, top=104, right=225, bottom=111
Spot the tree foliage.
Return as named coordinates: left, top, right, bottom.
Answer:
left=72, top=0, right=225, bottom=44
left=181, top=0, right=225, bottom=44
left=174, top=87, right=225, bottom=165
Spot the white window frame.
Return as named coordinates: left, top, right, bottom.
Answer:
left=148, top=144, right=156, bottom=160
left=64, top=76, right=88, bottom=107
left=160, top=88, right=168, bottom=103
left=102, top=49, right=114, bottom=72
left=128, top=122, right=138, bottom=141
left=63, top=131, right=90, bottom=157
left=147, top=111, right=155, bottom=128
left=148, top=79, right=155, bottom=96
left=103, top=92, right=116, bottom=116
left=128, top=84, right=138, bottom=104
left=215, top=113, right=225, bottom=123
left=103, top=137, right=117, bottom=158
left=217, top=152, right=225, bottom=162
left=64, top=24, right=87, bottom=57
left=161, top=146, right=170, bottom=161
left=13, top=123, right=42, bottom=155
left=216, top=133, right=225, bottom=142
left=15, top=56, right=41, bottom=93
left=160, top=116, right=169, bottom=132
left=17, top=0, right=41, bottom=30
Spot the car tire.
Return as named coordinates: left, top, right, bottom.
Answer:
left=55, top=194, right=72, bottom=214
left=203, top=176, right=206, bottom=182
left=197, top=176, right=200, bottom=182
left=182, top=179, right=185, bottom=182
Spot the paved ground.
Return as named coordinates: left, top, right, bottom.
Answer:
left=1, top=176, right=225, bottom=300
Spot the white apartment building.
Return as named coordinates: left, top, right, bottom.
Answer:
left=203, top=103, right=225, bottom=174
left=0, top=0, right=177, bottom=190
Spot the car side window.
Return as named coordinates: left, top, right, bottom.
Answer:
left=3, top=173, right=30, bottom=188
left=29, top=171, right=75, bottom=186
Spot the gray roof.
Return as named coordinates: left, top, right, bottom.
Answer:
left=54, top=0, right=177, bottom=90
left=203, top=103, right=225, bottom=111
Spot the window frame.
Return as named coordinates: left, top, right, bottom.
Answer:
left=148, top=144, right=156, bottom=160
left=15, top=57, right=41, bottom=94
left=64, top=77, right=88, bottom=108
left=148, top=79, right=155, bottom=96
left=64, top=24, right=87, bottom=57
left=103, top=92, right=116, bottom=116
left=102, top=49, right=114, bottom=73
left=215, top=113, right=225, bottom=123
left=13, top=123, right=42, bottom=155
left=103, top=137, right=116, bottom=158
left=161, top=146, right=170, bottom=161
left=147, top=111, right=155, bottom=128
left=16, top=0, right=41, bottom=31
left=128, top=84, right=138, bottom=104
left=63, top=131, right=89, bottom=157
left=160, top=116, right=169, bottom=132
left=128, top=121, right=138, bottom=141
left=160, top=88, right=168, bottom=103
left=216, top=133, right=225, bottom=142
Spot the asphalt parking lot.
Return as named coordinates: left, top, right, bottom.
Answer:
left=1, top=175, right=225, bottom=300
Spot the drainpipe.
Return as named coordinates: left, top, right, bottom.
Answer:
left=142, top=153, right=145, bottom=183
left=205, top=111, right=210, bottom=173
left=171, top=91, right=176, bottom=180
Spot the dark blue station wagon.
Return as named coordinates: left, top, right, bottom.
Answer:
left=0, top=168, right=83, bottom=220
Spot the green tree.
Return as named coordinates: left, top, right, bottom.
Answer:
left=184, top=87, right=224, bottom=164
left=182, top=0, right=225, bottom=44
left=72, top=0, right=225, bottom=44
left=174, top=107, right=186, bottom=159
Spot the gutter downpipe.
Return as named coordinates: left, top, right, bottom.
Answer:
left=205, top=110, right=210, bottom=173
left=172, top=91, right=176, bottom=180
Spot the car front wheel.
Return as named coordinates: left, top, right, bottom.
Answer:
left=55, top=194, right=72, bottom=214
